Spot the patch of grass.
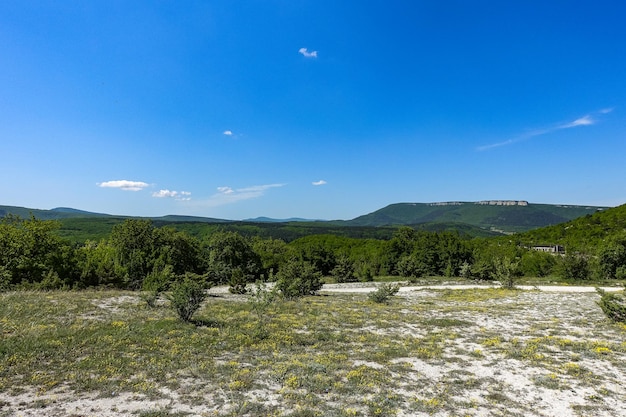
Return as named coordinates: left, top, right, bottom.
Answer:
left=2, top=288, right=626, bottom=416
left=135, top=410, right=190, bottom=417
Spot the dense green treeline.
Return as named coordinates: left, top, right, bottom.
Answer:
left=519, top=204, right=626, bottom=251
left=2, top=208, right=626, bottom=291
left=55, top=217, right=402, bottom=244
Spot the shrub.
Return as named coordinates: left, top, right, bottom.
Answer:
left=559, top=254, right=590, bottom=281
left=0, top=266, right=10, bottom=291
left=168, top=275, right=209, bottom=322
left=356, top=262, right=374, bottom=282
left=368, top=283, right=400, bottom=304
left=248, top=282, right=279, bottom=340
left=470, top=259, right=494, bottom=281
left=274, top=258, right=322, bottom=299
left=396, top=255, right=427, bottom=280
left=596, top=288, right=626, bottom=323
left=142, top=265, right=175, bottom=307
left=459, top=261, right=472, bottom=280
left=37, top=269, right=67, bottom=290
left=331, top=256, right=357, bottom=283
left=492, top=257, right=521, bottom=289
left=228, top=267, right=249, bottom=294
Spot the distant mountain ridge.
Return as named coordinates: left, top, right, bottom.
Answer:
left=0, top=200, right=609, bottom=234
left=343, top=201, right=607, bottom=233
left=0, top=205, right=112, bottom=220
left=245, top=217, right=318, bottom=223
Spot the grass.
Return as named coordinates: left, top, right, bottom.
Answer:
left=1, top=287, right=626, bottom=416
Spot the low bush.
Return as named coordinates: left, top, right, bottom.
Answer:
left=331, top=256, right=358, bottom=283
left=274, top=258, right=322, bottom=299
left=368, top=283, right=400, bottom=304
left=228, top=267, right=249, bottom=294
left=142, top=265, right=175, bottom=307
left=168, top=275, right=209, bottom=322
left=596, top=288, right=626, bottom=323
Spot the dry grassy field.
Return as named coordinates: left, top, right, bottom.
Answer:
left=1, top=284, right=625, bottom=416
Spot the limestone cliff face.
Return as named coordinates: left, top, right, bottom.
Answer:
left=425, top=201, right=530, bottom=206
left=428, top=202, right=464, bottom=206
left=475, top=200, right=529, bottom=206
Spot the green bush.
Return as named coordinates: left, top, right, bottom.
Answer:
left=142, top=265, right=175, bottom=307
left=228, top=267, right=249, bottom=294
left=356, top=262, right=374, bottom=282
left=596, top=288, right=626, bottom=323
left=0, top=266, right=10, bottom=291
left=37, top=270, right=67, bottom=290
left=274, top=258, right=322, bottom=299
left=167, top=275, right=209, bottom=322
left=559, top=254, right=590, bottom=281
left=459, top=261, right=472, bottom=279
left=492, top=257, right=521, bottom=289
left=396, top=255, right=427, bottom=280
left=368, top=283, right=400, bottom=304
left=331, top=256, right=357, bottom=283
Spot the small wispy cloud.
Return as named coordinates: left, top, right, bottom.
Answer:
left=560, top=115, right=594, bottom=129
left=98, top=180, right=149, bottom=191
left=195, top=183, right=285, bottom=207
left=217, top=186, right=234, bottom=194
left=152, top=190, right=192, bottom=201
left=477, top=109, right=612, bottom=151
left=223, top=130, right=233, bottom=136
left=299, top=47, right=318, bottom=58
left=312, top=180, right=327, bottom=186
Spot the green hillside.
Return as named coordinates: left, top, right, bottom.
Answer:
left=346, top=201, right=606, bottom=233
left=1, top=201, right=608, bottom=242
left=0, top=205, right=110, bottom=220
left=516, top=203, right=626, bottom=250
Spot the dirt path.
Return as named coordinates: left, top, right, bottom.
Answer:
left=319, top=282, right=624, bottom=293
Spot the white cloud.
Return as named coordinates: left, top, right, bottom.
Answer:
left=223, top=130, right=233, bottom=136
left=98, top=180, right=149, bottom=191
left=299, top=47, right=318, bottom=58
left=152, top=190, right=192, bottom=200
left=477, top=110, right=609, bottom=151
left=217, top=186, right=234, bottom=194
left=560, top=115, right=594, bottom=128
left=599, top=107, right=614, bottom=114
left=192, top=183, right=286, bottom=208
left=312, top=180, right=327, bottom=186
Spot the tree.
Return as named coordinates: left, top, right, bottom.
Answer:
left=153, top=227, right=203, bottom=276
left=76, top=240, right=124, bottom=288
left=519, top=250, right=557, bottom=277
left=0, top=215, right=69, bottom=287
left=597, top=241, right=626, bottom=280
left=252, top=237, right=289, bottom=279
left=396, top=254, right=428, bottom=280
left=330, top=255, right=357, bottom=283
left=291, top=240, right=336, bottom=276
left=559, top=253, right=590, bottom=281
left=203, top=231, right=262, bottom=285
left=274, top=258, right=322, bottom=299
left=110, top=219, right=157, bottom=288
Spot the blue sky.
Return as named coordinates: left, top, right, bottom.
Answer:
left=1, top=1, right=625, bottom=220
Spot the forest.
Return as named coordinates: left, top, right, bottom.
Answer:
left=2, top=202, right=626, bottom=292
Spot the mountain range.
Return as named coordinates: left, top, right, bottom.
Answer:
left=342, top=200, right=606, bottom=233
left=1, top=200, right=607, bottom=236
